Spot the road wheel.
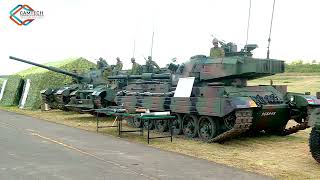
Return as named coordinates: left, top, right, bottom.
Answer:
left=198, top=116, right=218, bottom=142
left=172, top=113, right=183, bottom=135
left=155, top=120, right=168, bottom=132
left=143, top=119, right=155, bottom=130
left=224, top=113, right=235, bottom=130
left=182, top=115, right=199, bottom=138
left=126, top=117, right=134, bottom=127
left=132, top=117, right=142, bottom=128
left=309, top=127, right=320, bottom=163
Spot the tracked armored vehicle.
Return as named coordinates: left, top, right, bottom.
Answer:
left=40, top=85, right=80, bottom=110
left=309, top=92, right=320, bottom=163
left=9, top=56, right=114, bottom=111
left=112, top=43, right=320, bottom=142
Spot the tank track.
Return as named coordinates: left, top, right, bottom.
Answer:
left=309, top=127, right=320, bottom=163
left=41, top=94, right=49, bottom=104
left=281, top=107, right=315, bottom=136
left=209, top=109, right=253, bottom=143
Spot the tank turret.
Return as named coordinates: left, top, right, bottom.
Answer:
left=171, top=53, right=284, bottom=87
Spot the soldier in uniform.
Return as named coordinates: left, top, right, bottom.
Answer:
left=130, top=57, right=142, bottom=75
left=144, top=56, right=161, bottom=73
left=111, top=57, right=123, bottom=75
left=97, top=57, right=108, bottom=69
left=210, top=38, right=225, bottom=58
left=97, top=57, right=112, bottom=79
left=115, top=57, right=123, bottom=70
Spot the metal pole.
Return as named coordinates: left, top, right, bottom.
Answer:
left=148, top=119, right=150, bottom=144
left=141, top=118, right=144, bottom=136
left=118, top=116, right=121, bottom=136
left=170, top=119, right=173, bottom=142
left=133, top=40, right=136, bottom=58
left=267, top=0, right=276, bottom=59
left=245, top=0, right=252, bottom=51
left=150, top=31, right=154, bottom=57
left=96, top=112, right=99, bottom=132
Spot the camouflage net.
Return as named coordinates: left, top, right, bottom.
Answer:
left=0, top=75, right=24, bottom=106
left=0, top=78, right=4, bottom=87
left=17, top=58, right=96, bottom=109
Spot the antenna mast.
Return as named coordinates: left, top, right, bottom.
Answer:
left=245, top=0, right=252, bottom=51
left=267, top=0, right=276, bottom=59
left=150, top=30, right=154, bottom=57
left=132, top=39, right=136, bottom=58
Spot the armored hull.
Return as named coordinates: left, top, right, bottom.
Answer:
left=64, top=80, right=122, bottom=112
left=308, top=107, right=320, bottom=163
left=53, top=85, right=80, bottom=110
left=117, top=84, right=320, bottom=142
left=39, top=85, right=81, bottom=110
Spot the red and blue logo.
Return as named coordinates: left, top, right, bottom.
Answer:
left=10, top=4, right=39, bottom=26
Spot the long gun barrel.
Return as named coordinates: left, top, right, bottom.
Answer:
left=108, top=73, right=171, bottom=80
left=9, top=56, right=85, bottom=80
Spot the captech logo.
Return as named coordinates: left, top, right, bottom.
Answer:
left=10, top=4, right=44, bottom=26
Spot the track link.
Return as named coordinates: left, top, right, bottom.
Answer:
left=281, top=107, right=315, bottom=136
left=209, top=109, right=253, bottom=143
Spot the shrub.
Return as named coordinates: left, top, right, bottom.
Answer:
left=285, top=63, right=320, bottom=73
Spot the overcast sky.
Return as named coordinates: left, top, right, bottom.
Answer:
left=1, top=0, right=319, bottom=75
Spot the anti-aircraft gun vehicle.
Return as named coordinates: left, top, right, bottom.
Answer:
left=309, top=92, right=320, bottom=163
left=110, top=43, right=320, bottom=142
left=9, top=56, right=116, bottom=111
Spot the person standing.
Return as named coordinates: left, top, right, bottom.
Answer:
left=210, top=38, right=225, bottom=58
left=130, top=57, right=142, bottom=75
left=111, top=57, right=123, bottom=75
left=114, top=57, right=123, bottom=71
left=144, top=56, right=160, bottom=73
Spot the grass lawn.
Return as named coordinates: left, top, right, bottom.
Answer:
left=1, top=72, right=320, bottom=179
left=249, top=73, right=320, bottom=95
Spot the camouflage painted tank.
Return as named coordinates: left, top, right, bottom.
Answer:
left=9, top=56, right=114, bottom=111
left=40, top=84, right=80, bottom=110
left=112, top=43, right=320, bottom=142
left=62, top=58, right=122, bottom=112
left=70, top=61, right=168, bottom=111
left=309, top=92, right=320, bottom=163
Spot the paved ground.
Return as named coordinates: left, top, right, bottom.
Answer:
left=0, top=110, right=272, bottom=180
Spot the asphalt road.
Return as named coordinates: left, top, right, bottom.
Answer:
left=0, top=110, right=272, bottom=180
